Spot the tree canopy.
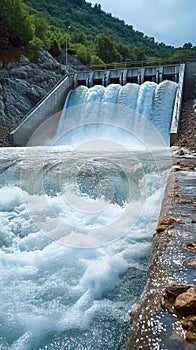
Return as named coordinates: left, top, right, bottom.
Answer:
left=1, top=0, right=67, bottom=57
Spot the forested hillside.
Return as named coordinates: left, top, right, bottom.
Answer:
left=1, top=0, right=196, bottom=65
left=1, top=0, right=68, bottom=61
left=25, top=0, right=176, bottom=63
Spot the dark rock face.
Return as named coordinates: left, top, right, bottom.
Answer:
left=2, top=78, right=46, bottom=124
left=0, top=49, right=87, bottom=146
left=0, top=49, right=67, bottom=129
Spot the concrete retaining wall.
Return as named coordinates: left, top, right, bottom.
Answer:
left=9, top=76, right=73, bottom=146
left=183, top=61, right=196, bottom=99
left=170, top=64, right=185, bottom=145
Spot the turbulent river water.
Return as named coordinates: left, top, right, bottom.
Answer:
left=0, top=81, right=177, bottom=349
left=0, top=147, right=172, bottom=350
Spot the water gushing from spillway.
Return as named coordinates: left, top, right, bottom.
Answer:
left=0, top=80, right=176, bottom=349
left=55, top=81, right=177, bottom=147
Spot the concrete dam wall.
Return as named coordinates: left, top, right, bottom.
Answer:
left=9, top=63, right=192, bottom=146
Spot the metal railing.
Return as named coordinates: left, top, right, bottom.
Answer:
left=16, top=75, right=71, bottom=124
left=84, top=55, right=196, bottom=73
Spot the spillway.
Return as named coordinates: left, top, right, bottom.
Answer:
left=53, top=80, right=177, bottom=148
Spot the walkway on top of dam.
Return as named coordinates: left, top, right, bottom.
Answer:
left=74, top=64, right=181, bottom=87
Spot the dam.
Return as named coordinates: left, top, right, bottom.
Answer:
left=9, top=62, right=196, bottom=147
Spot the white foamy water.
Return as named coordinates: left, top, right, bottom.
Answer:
left=0, top=146, right=172, bottom=350
left=0, top=81, right=176, bottom=349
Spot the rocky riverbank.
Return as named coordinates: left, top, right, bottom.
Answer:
left=127, top=157, right=196, bottom=349
left=127, top=99, right=196, bottom=349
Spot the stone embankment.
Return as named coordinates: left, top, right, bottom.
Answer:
left=127, top=99, right=196, bottom=349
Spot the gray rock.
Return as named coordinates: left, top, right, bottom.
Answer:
left=19, top=55, right=30, bottom=66
left=3, top=78, right=46, bottom=125
left=42, top=62, right=57, bottom=70
left=0, top=110, right=8, bottom=126
left=6, top=61, right=18, bottom=70
left=37, top=49, right=58, bottom=65
left=9, top=67, right=29, bottom=80
left=0, top=100, right=5, bottom=111
left=0, top=49, right=86, bottom=143
left=0, top=83, right=3, bottom=95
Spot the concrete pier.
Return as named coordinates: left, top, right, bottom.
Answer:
left=183, top=61, right=196, bottom=99
left=170, top=64, right=185, bottom=145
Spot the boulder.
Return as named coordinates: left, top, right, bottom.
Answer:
left=185, top=242, right=196, bottom=254
left=161, top=284, right=196, bottom=342
left=156, top=216, right=184, bottom=233
left=165, top=284, right=192, bottom=298
left=174, top=287, right=196, bottom=316
left=19, top=55, right=30, bottom=66
left=181, top=315, right=196, bottom=342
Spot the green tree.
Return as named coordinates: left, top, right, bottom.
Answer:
left=90, top=54, right=104, bottom=65
left=71, top=0, right=85, bottom=4
left=95, top=33, right=121, bottom=63
left=71, top=31, right=87, bottom=44
left=171, top=47, right=196, bottom=61
left=116, top=42, right=135, bottom=61
left=76, top=44, right=91, bottom=64
left=183, top=42, right=193, bottom=50
left=0, top=15, right=9, bottom=50
left=134, top=46, right=146, bottom=61
left=32, top=15, right=50, bottom=46
left=1, top=0, right=34, bottom=43
left=94, top=3, right=102, bottom=12
left=49, top=36, right=62, bottom=57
